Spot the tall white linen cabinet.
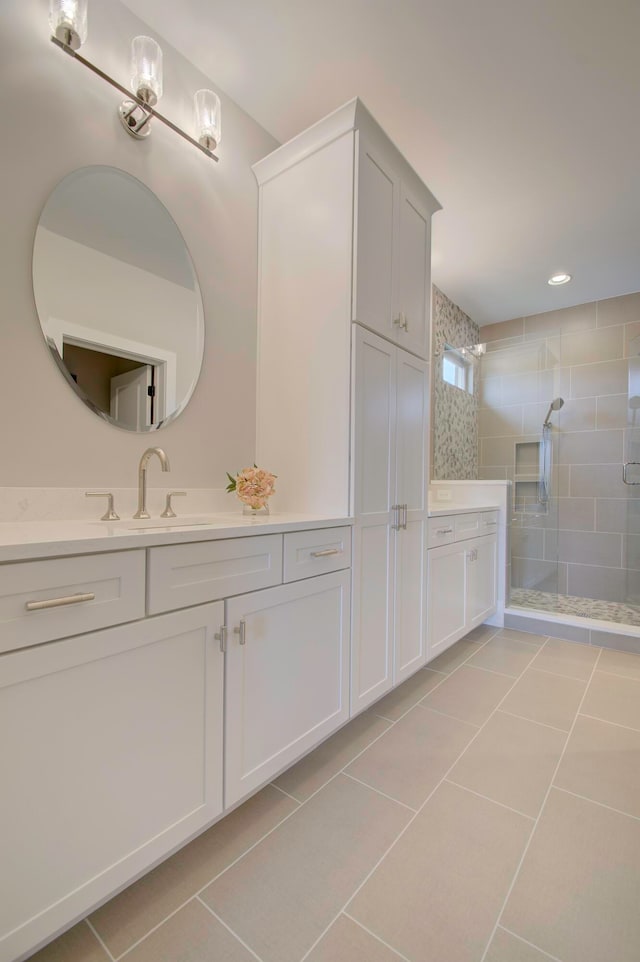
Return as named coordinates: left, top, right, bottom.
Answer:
left=253, top=98, right=441, bottom=715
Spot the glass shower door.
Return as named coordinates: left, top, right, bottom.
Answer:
left=623, top=337, right=640, bottom=615
left=475, top=335, right=562, bottom=610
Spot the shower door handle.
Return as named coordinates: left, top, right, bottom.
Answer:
left=623, top=463, right=640, bottom=484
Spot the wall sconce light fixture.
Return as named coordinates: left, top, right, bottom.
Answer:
left=49, top=0, right=88, bottom=50
left=119, top=36, right=164, bottom=139
left=194, top=89, right=222, bottom=151
left=49, top=0, right=220, bottom=161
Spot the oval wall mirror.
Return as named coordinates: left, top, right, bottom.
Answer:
left=32, top=166, right=205, bottom=431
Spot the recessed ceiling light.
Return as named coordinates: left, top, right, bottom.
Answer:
left=548, top=272, right=572, bottom=286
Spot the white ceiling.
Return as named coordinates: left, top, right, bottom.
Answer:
left=120, top=0, right=640, bottom=325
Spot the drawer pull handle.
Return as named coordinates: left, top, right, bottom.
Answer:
left=234, top=620, right=246, bottom=645
left=484, top=521, right=497, bottom=526
left=25, top=592, right=96, bottom=612
left=436, top=526, right=453, bottom=534
left=310, top=548, right=341, bottom=558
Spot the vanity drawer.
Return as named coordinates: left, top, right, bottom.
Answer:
left=0, top=550, right=146, bottom=654
left=147, top=535, right=283, bottom=614
left=477, top=511, right=499, bottom=536
left=283, top=527, right=351, bottom=582
left=453, top=512, right=482, bottom=541
left=427, top=517, right=455, bottom=547
left=454, top=510, right=499, bottom=542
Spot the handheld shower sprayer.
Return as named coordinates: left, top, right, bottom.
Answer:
left=543, top=397, right=564, bottom=428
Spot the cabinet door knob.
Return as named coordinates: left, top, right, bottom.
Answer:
left=234, top=620, right=246, bottom=645
left=393, top=313, right=409, bottom=331
left=215, top=625, right=228, bottom=652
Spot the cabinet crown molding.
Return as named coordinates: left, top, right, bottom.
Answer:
left=252, top=96, right=441, bottom=214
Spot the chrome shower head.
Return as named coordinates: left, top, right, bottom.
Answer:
left=543, top=397, right=564, bottom=427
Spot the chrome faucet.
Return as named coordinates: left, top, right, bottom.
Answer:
left=133, top=447, right=170, bottom=519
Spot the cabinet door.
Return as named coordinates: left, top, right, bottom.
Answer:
left=224, top=571, right=350, bottom=807
left=351, top=326, right=396, bottom=714
left=426, top=541, right=467, bottom=660
left=396, top=181, right=432, bottom=359
left=0, top=604, right=224, bottom=962
left=394, top=348, right=429, bottom=684
left=466, top=535, right=498, bottom=628
left=353, top=133, right=398, bottom=341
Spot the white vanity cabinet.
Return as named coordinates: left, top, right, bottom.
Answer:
left=0, top=519, right=352, bottom=962
left=0, top=601, right=224, bottom=962
left=355, top=133, right=433, bottom=359
left=426, top=511, right=498, bottom=660
left=253, top=98, right=438, bottom=716
left=351, top=325, right=429, bottom=714
left=224, top=569, right=350, bottom=807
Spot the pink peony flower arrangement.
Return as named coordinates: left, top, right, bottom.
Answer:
left=226, top=465, right=277, bottom=510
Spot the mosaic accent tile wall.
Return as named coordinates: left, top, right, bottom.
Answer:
left=431, top=285, right=480, bottom=480
left=479, top=291, right=640, bottom=605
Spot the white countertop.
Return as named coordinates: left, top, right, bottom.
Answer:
left=0, top=503, right=503, bottom=563
left=427, top=503, right=501, bottom=517
left=0, top=513, right=353, bottom=563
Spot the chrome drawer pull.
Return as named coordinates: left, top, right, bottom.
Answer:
left=484, top=520, right=497, bottom=526
left=25, top=592, right=96, bottom=612
left=234, top=620, right=246, bottom=645
left=310, top=548, right=341, bottom=558
left=436, top=526, right=453, bottom=534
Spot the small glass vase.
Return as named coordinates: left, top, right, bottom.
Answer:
left=242, top=502, right=270, bottom=517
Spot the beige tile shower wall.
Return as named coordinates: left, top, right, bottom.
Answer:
left=479, top=291, right=640, bottom=604
left=431, top=286, right=480, bottom=479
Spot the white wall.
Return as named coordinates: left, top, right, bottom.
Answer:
left=0, top=0, right=278, bottom=488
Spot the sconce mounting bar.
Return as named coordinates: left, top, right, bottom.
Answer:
left=51, top=36, right=219, bottom=162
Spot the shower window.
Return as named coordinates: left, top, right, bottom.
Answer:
left=442, top=345, right=473, bottom=393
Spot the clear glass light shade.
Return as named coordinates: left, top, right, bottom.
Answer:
left=49, top=0, right=88, bottom=50
left=131, top=36, right=163, bottom=106
left=194, top=89, right=222, bottom=150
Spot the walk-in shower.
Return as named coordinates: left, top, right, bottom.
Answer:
left=464, top=315, right=640, bottom=637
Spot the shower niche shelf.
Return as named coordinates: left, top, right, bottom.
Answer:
left=515, top=441, right=542, bottom=477
left=514, top=440, right=546, bottom=514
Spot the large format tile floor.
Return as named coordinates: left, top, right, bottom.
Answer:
left=29, top=625, right=640, bottom=962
